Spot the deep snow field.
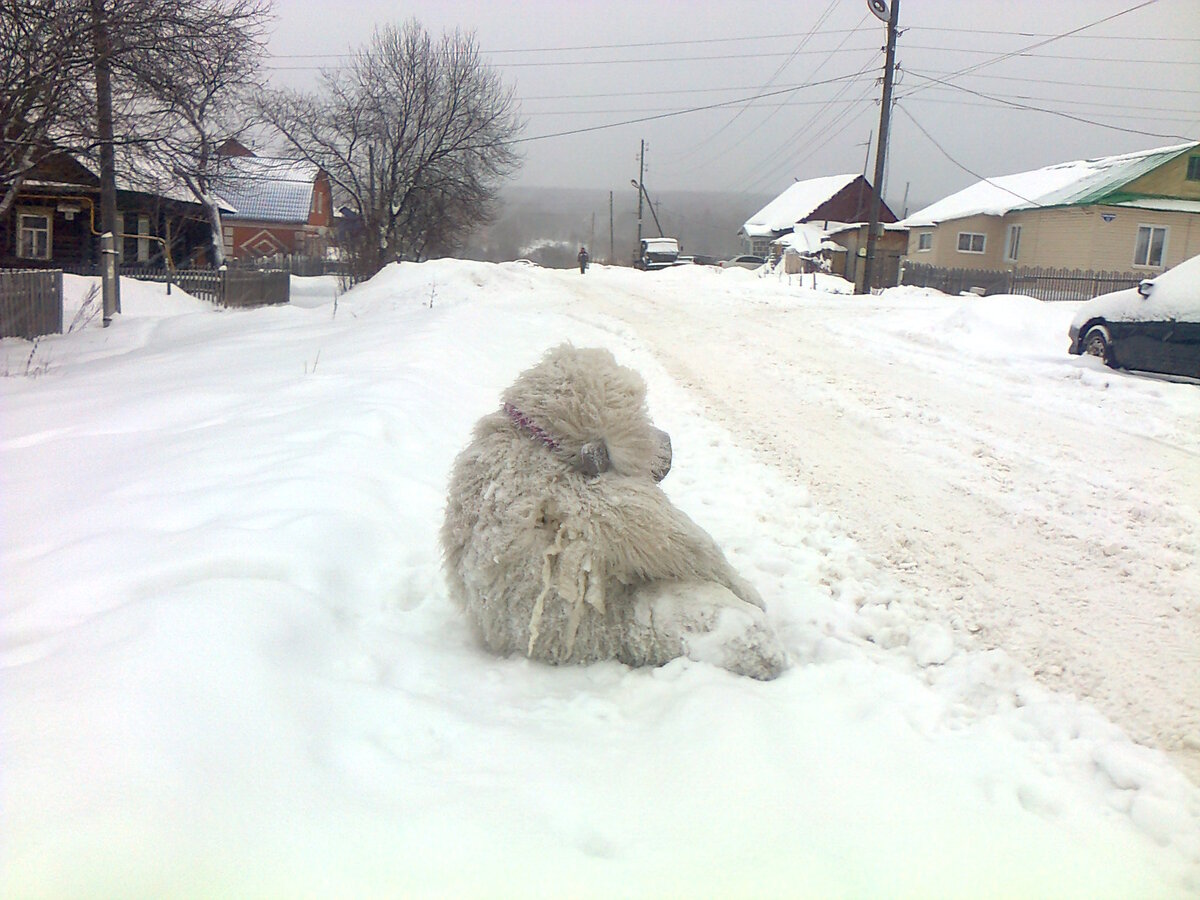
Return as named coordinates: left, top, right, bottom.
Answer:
left=2, top=261, right=1198, bottom=897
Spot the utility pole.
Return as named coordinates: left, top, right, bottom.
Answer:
left=91, top=0, right=120, bottom=323
left=860, top=0, right=900, bottom=295
left=636, top=139, right=645, bottom=250
left=609, top=190, right=614, bottom=264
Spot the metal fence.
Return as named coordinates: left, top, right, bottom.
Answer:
left=0, top=268, right=63, bottom=339
left=900, top=262, right=1142, bottom=301
left=1010, top=267, right=1143, bottom=302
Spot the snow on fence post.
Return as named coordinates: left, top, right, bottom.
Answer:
left=0, top=269, right=63, bottom=339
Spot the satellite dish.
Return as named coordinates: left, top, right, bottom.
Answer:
left=868, top=0, right=890, bottom=22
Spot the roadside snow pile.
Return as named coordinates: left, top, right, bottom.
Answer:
left=2, top=263, right=1198, bottom=897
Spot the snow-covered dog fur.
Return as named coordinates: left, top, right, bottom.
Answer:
left=441, top=344, right=786, bottom=680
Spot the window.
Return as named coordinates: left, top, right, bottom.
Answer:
left=1187, top=156, right=1200, bottom=181
left=917, top=232, right=932, bottom=251
left=1134, top=225, right=1167, bottom=267
left=1004, top=224, right=1022, bottom=262
left=116, top=213, right=151, bottom=263
left=17, top=209, right=52, bottom=259
left=957, top=232, right=986, bottom=253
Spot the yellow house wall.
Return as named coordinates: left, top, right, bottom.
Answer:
left=904, top=206, right=1200, bottom=273
left=903, top=214, right=1007, bottom=268
left=1124, top=150, right=1200, bottom=200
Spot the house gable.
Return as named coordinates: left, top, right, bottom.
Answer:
left=23, top=154, right=100, bottom=189
left=1116, top=150, right=1200, bottom=203
left=810, top=177, right=897, bottom=225
left=742, top=173, right=895, bottom=257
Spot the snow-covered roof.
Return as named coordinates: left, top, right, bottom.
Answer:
left=743, top=173, right=860, bottom=237
left=771, top=223, right=846, bottom=255
left=116, top=156, right=237, bottom=212
left=44, top=151, right=237, bottom=212
left=211, top=156, right=320, bottom=223
left=901, top=142, right=1199, bottom=227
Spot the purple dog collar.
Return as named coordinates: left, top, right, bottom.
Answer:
left=503, top=403, right=561, bottom=452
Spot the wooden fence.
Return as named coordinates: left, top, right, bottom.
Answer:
left=119, top=267, right=289, bottom=307
left=0, top=269, right=63, bottom=339
left=900, top=263, right=1142, bottom=302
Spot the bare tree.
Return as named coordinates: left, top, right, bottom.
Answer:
left=0, top=0, right=93, bottom=216
left=110, top=0, right=270, bottom=266
left=1, top=0, right=269, bottom=264
left=261, top=20, right=523, bottom=279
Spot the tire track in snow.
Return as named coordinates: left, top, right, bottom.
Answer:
left=575, top=279, right=1200, bottom=784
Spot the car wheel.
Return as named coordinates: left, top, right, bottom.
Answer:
left=1082, top=326, right=1113, bottom=366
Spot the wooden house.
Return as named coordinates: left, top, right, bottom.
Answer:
left=0, top=153, right=218, bottom=271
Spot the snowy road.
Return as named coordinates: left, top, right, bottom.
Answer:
left=5, top=264, right=1200, bottom=896
left=568, top=269, right=1200, bottom=782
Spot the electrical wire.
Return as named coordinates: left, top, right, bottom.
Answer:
left=670, top=0, right=843, bottom=168
left=903, top=70, right=1196, bottom=140
left=904, top=69, right=1200, bottom=96
left=899, top=0, right=1165, bottom=101
left=893, top=102, right=1045, bottom=208
left=497, top=72, right=875, bottom=146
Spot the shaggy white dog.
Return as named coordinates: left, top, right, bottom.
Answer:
left=441, top=344, right=787, bottom=680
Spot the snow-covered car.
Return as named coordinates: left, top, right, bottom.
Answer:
left=1068, top=253, right=1200, bottom=379
left=719, top=255, right=766, bottom=270
left=635, top=237, right=681, bottom=270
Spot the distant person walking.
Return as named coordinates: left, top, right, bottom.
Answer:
left=578, top=246, right=590, bottom=274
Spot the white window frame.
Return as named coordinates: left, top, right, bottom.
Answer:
left=957, top=232, right=986, bottom=254
left=916, top=232, right=932, bottom=252
left=1133, top=224, right=1167, bottom=268
left=16, top=208, right=53, bottom=260
left=1004, top=224, right=1022, bottom=263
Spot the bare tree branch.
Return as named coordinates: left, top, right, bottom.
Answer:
left=260, top=19, right=523, bottom=279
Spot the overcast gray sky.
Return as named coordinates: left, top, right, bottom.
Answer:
left=264, top=0, right=1200, bottom=213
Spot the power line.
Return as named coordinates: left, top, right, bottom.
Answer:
left=516, top=71, right=1200, bottom=102
left=899, top=44, right=1200, bottom=64
left=264, top=21, right=1200, bottom=60
left=904, top=24, right=1198, bottom=42
left=676, top=0, right=844, bottom=165
left=499, top=72, right=877, bottom=146
left=264, top=45, right=884, bottom=71
left=894, top=102, right=1048, bottom=210
left=905, top=68, right=1200, bottom=96
left=901, top=0, right=1166, bottom=100
left=673, top=1, right=853, bottom=172
left=901, top=70, right=1196, bottom=140
left=264, top=27, right=873, bottom=59
left=738, top=75, right=881, bottom=194
left=894, top=88, right=1199, bottom=118
left=522, top=99, right=1199, bottom=122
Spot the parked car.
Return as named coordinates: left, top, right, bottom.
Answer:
left=719, top=255, right=766, bottom=270
left=635, top=237, right=681, bottom=270
left=1068, top=253, right=1200, bottom=379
